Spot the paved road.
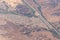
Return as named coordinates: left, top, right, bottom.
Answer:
left=23, top=0, right=60, bottom=35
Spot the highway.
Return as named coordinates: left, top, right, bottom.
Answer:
left=23, top=0, right=60, bottom=36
